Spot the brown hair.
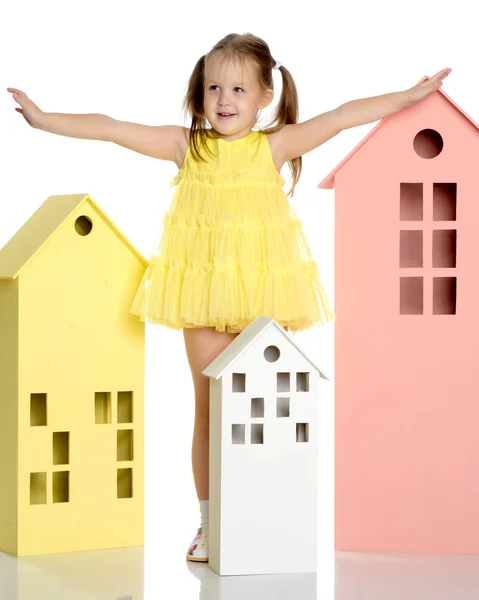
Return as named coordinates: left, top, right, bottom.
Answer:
left=181, top=32, right=302, bottom=198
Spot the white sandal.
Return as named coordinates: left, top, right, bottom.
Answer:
left=186, top=523, right=209, bottom=562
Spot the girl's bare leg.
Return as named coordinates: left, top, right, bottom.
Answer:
left=183, top=326, right=239, bottom=500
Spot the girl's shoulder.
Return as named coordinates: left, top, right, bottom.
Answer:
left=175, top=127, right=191, bottom=169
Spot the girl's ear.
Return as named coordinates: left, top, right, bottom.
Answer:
left=258, top=89, right=274, bottom=110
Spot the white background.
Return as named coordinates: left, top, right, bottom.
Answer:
left=1, top=1, right=474, bottom=597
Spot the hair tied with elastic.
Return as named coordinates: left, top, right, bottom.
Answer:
left=273, top=60, right=282, bottom=70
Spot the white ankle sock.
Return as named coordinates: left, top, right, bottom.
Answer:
left=199, top=499, right=209, bottom=526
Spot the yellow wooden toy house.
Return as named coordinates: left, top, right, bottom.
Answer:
left=0, top=193, right=147, bottom=556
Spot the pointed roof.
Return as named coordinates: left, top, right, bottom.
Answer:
left=202, top=316, right=330, bottom=381
left=317, top=75, right=479, bottom=190
left=0, top=193, right=148, bottom=279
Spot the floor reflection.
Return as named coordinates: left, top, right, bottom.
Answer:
left=1, top=546, right=479, bottom=600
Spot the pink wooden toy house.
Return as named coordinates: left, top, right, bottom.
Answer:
left=318, top=76, right=479, bottom=554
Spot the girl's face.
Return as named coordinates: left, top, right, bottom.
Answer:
left=203, top=53, right=273, bottom=139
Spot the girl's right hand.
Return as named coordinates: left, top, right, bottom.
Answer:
left=7, top=88, right=45, bottom=129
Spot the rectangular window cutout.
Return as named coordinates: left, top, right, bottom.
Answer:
left=53, top=432, right=69, bottom=465
left=400, top=277, right=423, bottom=314
left=232, top=373, right=246, bottom=392
left=277, top=397, right=290, bottom=418
left=118, top=468, right=133, bottom=499
left=52, top=471, right=69, bottom=503
left=433, top=230, right=456, bottom=268
left=400, top=230, right=423, bottom=268
left=232, top=423, right=245, bottom=444
left=277, top=372, right=290, bottom=392
left=251, top=397, right=264, bottom=418
left=433, top=277, right=456, bottom=315
left=251, top=423, right=264, bottom=444
left=30, top=393, right=47, bottom=426
left=117, top=429, right=134, bottom=461
left=118, top=391, right=133, bottom=423
left=296, top=423, right=309, bottom=443
left=400, top=183, right=423, bottom=221
left=296, top=372, right=310, bottom=392
left=95, top=392, right=111, bottom=424
left=30, top=472, right=47, bottom=505
left=433, top=183, right=457, bottom=221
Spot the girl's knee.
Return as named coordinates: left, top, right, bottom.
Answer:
left=194, top=380, right=210, bottom=420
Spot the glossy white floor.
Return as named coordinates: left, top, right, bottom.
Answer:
left=1, top=547, right=479, bottom=599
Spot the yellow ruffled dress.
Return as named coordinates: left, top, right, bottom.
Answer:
left=129, top=129, right=334, bottom=333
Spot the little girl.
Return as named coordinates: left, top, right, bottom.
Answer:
left=8, top=32, right=450, bottom=563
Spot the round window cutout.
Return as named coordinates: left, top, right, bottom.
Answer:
left=74, top=215, right=93, bottom=236
left=264, top=345, right=280, bottom=362
left=413, top=129, right=443, bottom=159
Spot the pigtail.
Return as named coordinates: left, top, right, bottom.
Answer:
left=265, top=63, right=302, bottom=198
left=182, top=54, right=214, bottom=164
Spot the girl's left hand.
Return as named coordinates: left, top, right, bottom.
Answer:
left=408, top=68, right=452, bottom=103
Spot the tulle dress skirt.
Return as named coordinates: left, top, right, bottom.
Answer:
left=130, top=130, right=335, bottom=333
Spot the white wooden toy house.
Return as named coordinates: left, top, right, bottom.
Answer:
left=203, top=316, right=330, bottom=576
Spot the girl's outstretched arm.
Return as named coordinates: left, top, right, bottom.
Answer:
left=7, top=87, right=185, bottom=163
left=334, top=68, right=451, bottom=130
left=278, top=68, right=451, bottom=163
